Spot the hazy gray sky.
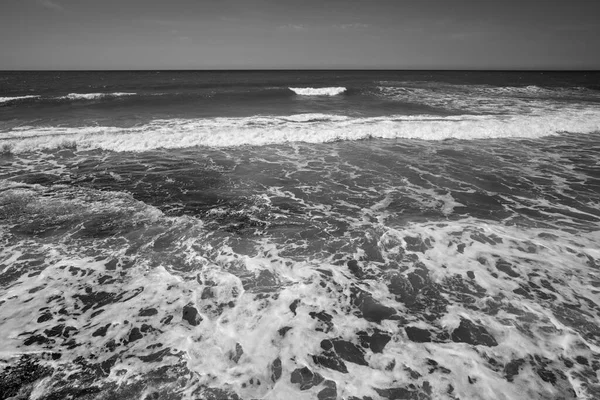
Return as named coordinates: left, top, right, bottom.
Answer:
left=1, top=0, right=599, bottom=69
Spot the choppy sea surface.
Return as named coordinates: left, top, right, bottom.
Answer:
left=1, top=70, right=600, bottom=400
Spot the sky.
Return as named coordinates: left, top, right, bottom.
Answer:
left=1, top=0, right=599, bottom=70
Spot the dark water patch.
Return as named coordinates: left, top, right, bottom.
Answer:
left=290, top=366, right=324, bottom=390
left=451, top=319, right=498, bottom=347
left=358, top=329, right=392, bottom=353
left=405, top=326, right=432, bottom=343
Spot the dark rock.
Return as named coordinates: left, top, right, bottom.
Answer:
left=290, top=367, right=324, bottom=390
left=271, top=357, right=282, bottom=382
left=466, top=271, right=475, bottom=279
left=405, top=326, right=432, bottom=343
left=318, top=380, right=337, bottom=400
left=182, top=304, right=202, bottom=326
left=451, top=319, right=498, bottom=347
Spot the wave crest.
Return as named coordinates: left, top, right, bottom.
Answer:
left=289, top=87, right=346, bottom=96
left=60, top=92, right=136, bottom=100
left=0, top=95, right=40, bottom=104
left=2, top=109, right=599, bottom=153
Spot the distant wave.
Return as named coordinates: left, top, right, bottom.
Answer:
left=289, top=87, right=346, bottom=96
left=375, top=83, right=600, bottom=115
left=0, top=95, right=40, bottom=104
left=2, top=109, right=599, bottom=153
left=60, top=92, right=136, bottom=100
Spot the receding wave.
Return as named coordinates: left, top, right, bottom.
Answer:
left=60, top=92, right=136, bottom=100
left=0, top=95, right=40, bottom=104
left=289, top=87, right=346, bottom=96
left=2, top=109, right=599, bottom=153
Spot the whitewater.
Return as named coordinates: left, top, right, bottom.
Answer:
left=1, top=70, right=600, bottom=400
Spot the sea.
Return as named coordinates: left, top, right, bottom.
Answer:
left=1, top=70, right=600, bottom=400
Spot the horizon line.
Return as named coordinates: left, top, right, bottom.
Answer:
left=1, top=68, right=599, bottom=72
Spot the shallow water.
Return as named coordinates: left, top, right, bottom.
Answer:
left=1, top=71, right=600, bottom=399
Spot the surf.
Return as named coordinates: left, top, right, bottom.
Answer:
left=1, top=108, right=600, bottom=153
left=289, top=87, right=347, bottom=96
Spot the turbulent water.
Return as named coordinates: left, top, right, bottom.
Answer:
left=1, top=71, right=600, bottom=400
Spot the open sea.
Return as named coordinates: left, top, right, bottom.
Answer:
left=1, top=70, right=600, bottom=400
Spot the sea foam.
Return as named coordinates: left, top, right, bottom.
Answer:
left=60, top=92, right=136, bottom=100
left=289, top=87, right=346, bottom=96
left=0, top=95, right=40, bottom=104
left=1, top=109, right=599, bottom=153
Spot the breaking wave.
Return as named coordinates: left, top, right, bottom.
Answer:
left=60, top=92, right=137, bottom=100
left=289, top=87, right=347, bottom=96
left=0, top=95, right=40, bottom=104
left=2, top=109, right=600, bottom=153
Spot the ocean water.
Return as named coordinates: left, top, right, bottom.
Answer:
left=1, top=70, right=600, bottom=400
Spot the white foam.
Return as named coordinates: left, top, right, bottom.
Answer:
left=60, top=92, right=136, bottom=100
left=289, top=87, right=346, bottom=96
left=0, top=95, right=40, bottom=104
left=2, top=108, right=599, bottom=153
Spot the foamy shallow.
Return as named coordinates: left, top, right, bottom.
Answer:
left=1, top=178, right=599, bottom=399
left=1, top=109, right=600, bottom=153
left=289, top=87, right=347, bottom=96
